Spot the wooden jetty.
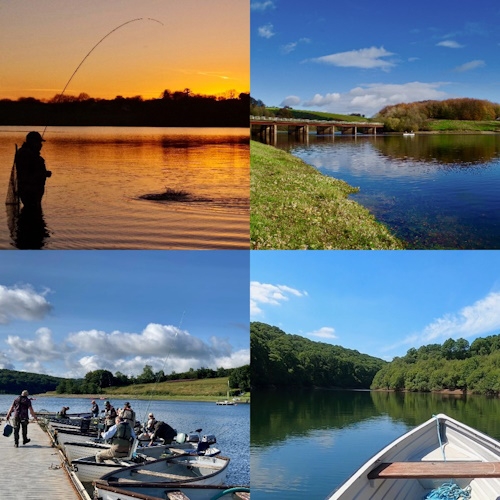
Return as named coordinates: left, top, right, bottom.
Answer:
left=0, top=420, right=87, bottom=499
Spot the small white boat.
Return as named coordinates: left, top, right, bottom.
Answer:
left=64, top=439, right=220, bottom=463
left=328, top=413, right=500, bottom=499
left=93, top=482, right=249, bottom=500
left=403, top=131, right=415, bottom=136
left=96, top=453, right=230, bottom=487
left=216, top=400, right=236, bottom=405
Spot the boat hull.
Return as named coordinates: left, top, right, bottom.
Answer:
left=94, top=483, right=250, bottom=500
left=328, top=413, right=500, bottom=500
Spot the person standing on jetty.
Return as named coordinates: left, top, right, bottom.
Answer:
left=15, top=131, right=52, bottom=210
left=6, top=389, right=38, bottom=448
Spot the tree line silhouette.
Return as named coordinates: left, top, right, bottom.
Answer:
left=0, top=90, right=250, bottom=127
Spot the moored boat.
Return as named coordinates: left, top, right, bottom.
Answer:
left=96, top=453, right=230, bottom=487
left=93, top=482, right=249, bottom=500
left=328, top=413, right=500, bottom=499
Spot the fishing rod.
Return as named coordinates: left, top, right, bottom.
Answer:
left=41, top=17, right=164, bottom=138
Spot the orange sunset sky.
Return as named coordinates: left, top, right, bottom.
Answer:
left=1, top=0, right=249, bottom=101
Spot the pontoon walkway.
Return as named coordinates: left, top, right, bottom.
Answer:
left=0, top=421, right=81, bottom=499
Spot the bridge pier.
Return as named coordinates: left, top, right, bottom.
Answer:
left=288, top=125, right=309, bottom=138
left=317, top=125, right=335, bottom=135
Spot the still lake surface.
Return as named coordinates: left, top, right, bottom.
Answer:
left=0, top=126, right=249, bottom=249
left=267, top=133, right=500, bottom=249
left=251, top=389, right=500, bottom=499
left=0, top=394, right=249, bottom=486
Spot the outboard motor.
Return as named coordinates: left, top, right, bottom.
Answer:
left=202, top=434, right=216, bottom=445
left=80, top=419, right=91, bottom=433
left=186, top=433, right=200, bottom=443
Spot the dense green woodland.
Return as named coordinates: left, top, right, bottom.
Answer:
left=0, top=364, right=249, bottom=395
left=375, top=98, right=500, bottom=131
left=251, top=322, right=385, bottom=388
left=0, top=90, right=249, bottom=127
left=0, top=369, right=63, bottom=394
left=372, top=335, right=500, bottom=395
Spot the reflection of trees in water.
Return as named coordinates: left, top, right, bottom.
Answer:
left=370, top=390, right=500, bottom=439
left=251, top=389, right=380, bottom=446
left=374, top=135, right=500, bottom=166
left=252, top=389, right=500, bottom=448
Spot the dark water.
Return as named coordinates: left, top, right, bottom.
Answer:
left=1, top=127, right=249, bottom=249
left=0, top=394, right=249, bottom=486
left=265, top=133, right=500, bottom=249
left=250, top=389, right=500, bottom=499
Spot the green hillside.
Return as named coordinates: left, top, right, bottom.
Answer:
left=251, top=322, right=386, bottom=389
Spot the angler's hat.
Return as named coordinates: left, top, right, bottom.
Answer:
left=21, top=390, right=29, bottom=396
left=26, top=131, right=45, bottom=143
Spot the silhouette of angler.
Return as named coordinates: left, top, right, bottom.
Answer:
left=15, top=131, right=52, bottom=209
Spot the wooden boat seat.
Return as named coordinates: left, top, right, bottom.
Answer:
left=131, top=469, right=194, bottom=481
left=166, top=492, right=189, bottom=500
left=234, top=492, right=250, bottom=500
left=368, top=461, right=500, bottom=479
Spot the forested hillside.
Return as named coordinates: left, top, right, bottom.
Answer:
left=251, top=322, right=385, bottom=389
left=371, top=335, right=500, bottom=395
left=0, top=369, right=64, bottom=395
left=375, top=98, right=500, bottom=131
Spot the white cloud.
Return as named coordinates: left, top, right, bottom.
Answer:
left=299, top=81, right=449, bottom=116
left=307, top=327, right=337, bottom=340
left=250, top=281, right=306, bottom=316
left=0, top=351, right=15, bottom=369
left=304, top=93, right=340, bottom=107
left=258, top=23, right=275, bottom=39
left=421, top=292, right=500, bottom=342
left=281, top=95, right=301, bottom=107
left=251, top=0, right=276, bottom=11
left=4, top=323, right=247, bottom=377
left=437, top=40, right=464, bottom=49
left=310, top=47, right=395, bottom=70
left=280, top=38, right=311, bottom=54
left=454, top=60, right=485, bottom=72
left=0, top=284, right=52, bottom=324
left=383, top=291, right=500, bottom=353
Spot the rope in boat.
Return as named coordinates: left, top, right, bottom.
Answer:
left=423, top=415, right=472, bottom=500
left=209, top=487, right=251, bottom=500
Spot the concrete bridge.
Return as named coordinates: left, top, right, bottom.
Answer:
left=250, top=115, right=384, bottom=139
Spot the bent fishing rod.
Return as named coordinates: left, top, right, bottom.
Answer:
left=41, top=17, right=163, bottom=138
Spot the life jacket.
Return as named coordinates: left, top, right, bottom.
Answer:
left=112, top=422, right=132, bottom=449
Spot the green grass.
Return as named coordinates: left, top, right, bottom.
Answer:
left=264, top=108, right=376, bottom=122
left=44, top=377, right=250, bottom=403
left=424, top=119, right=500, bottom=132
left=250, top=141, right=404, bottom=250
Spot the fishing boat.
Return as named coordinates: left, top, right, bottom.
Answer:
left=94, top=482, right=249, bottom=500
left=403, top=131, right=415, bottom=136
left=64, top=437, right=221, bottom=463
left=93, top=482, right=249, bottom=500
left=95, top=454, right=230, bottom=487
left=328, top=413, right=500, bottom=499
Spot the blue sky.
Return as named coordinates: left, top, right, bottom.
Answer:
left=0, top=251, right=249, bottom=378
left=251, top=0, right=500, bottom=116
left=250, top=251, right=500, bottom=361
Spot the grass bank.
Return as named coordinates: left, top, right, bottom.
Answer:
left=44, top=377, right=250, bottom=403
left=250, top=141, right=404, bottom=249
left=423, top=119, right=500, bottom=132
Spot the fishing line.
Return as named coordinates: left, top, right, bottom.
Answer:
left=141, top=310, right=186, bottom=425
left=41, top=17, right=164, bottom=138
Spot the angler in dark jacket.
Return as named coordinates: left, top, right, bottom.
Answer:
left=15, top=131, right=52, bottom=209
left=149, top=420, right=176, bottom=445
left=6, top=389, right=38, bottom=447
left=96, top=416, right=136, bottom=462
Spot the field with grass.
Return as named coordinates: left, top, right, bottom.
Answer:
left=45, top=377, right=249, bottom=402
left=263, top=107, right=375, bottom=122
left=423, top=119, right=500, bottom=132
left=250, top=141, right=404, bottom=250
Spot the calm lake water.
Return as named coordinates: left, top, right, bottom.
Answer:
left=0, top=126, right=249, bottom=249
left=0, top=394, right=249, bottom=486
left=251, top=389, right=500, bottom=499
left=267, top=133, right=500, bottom=249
